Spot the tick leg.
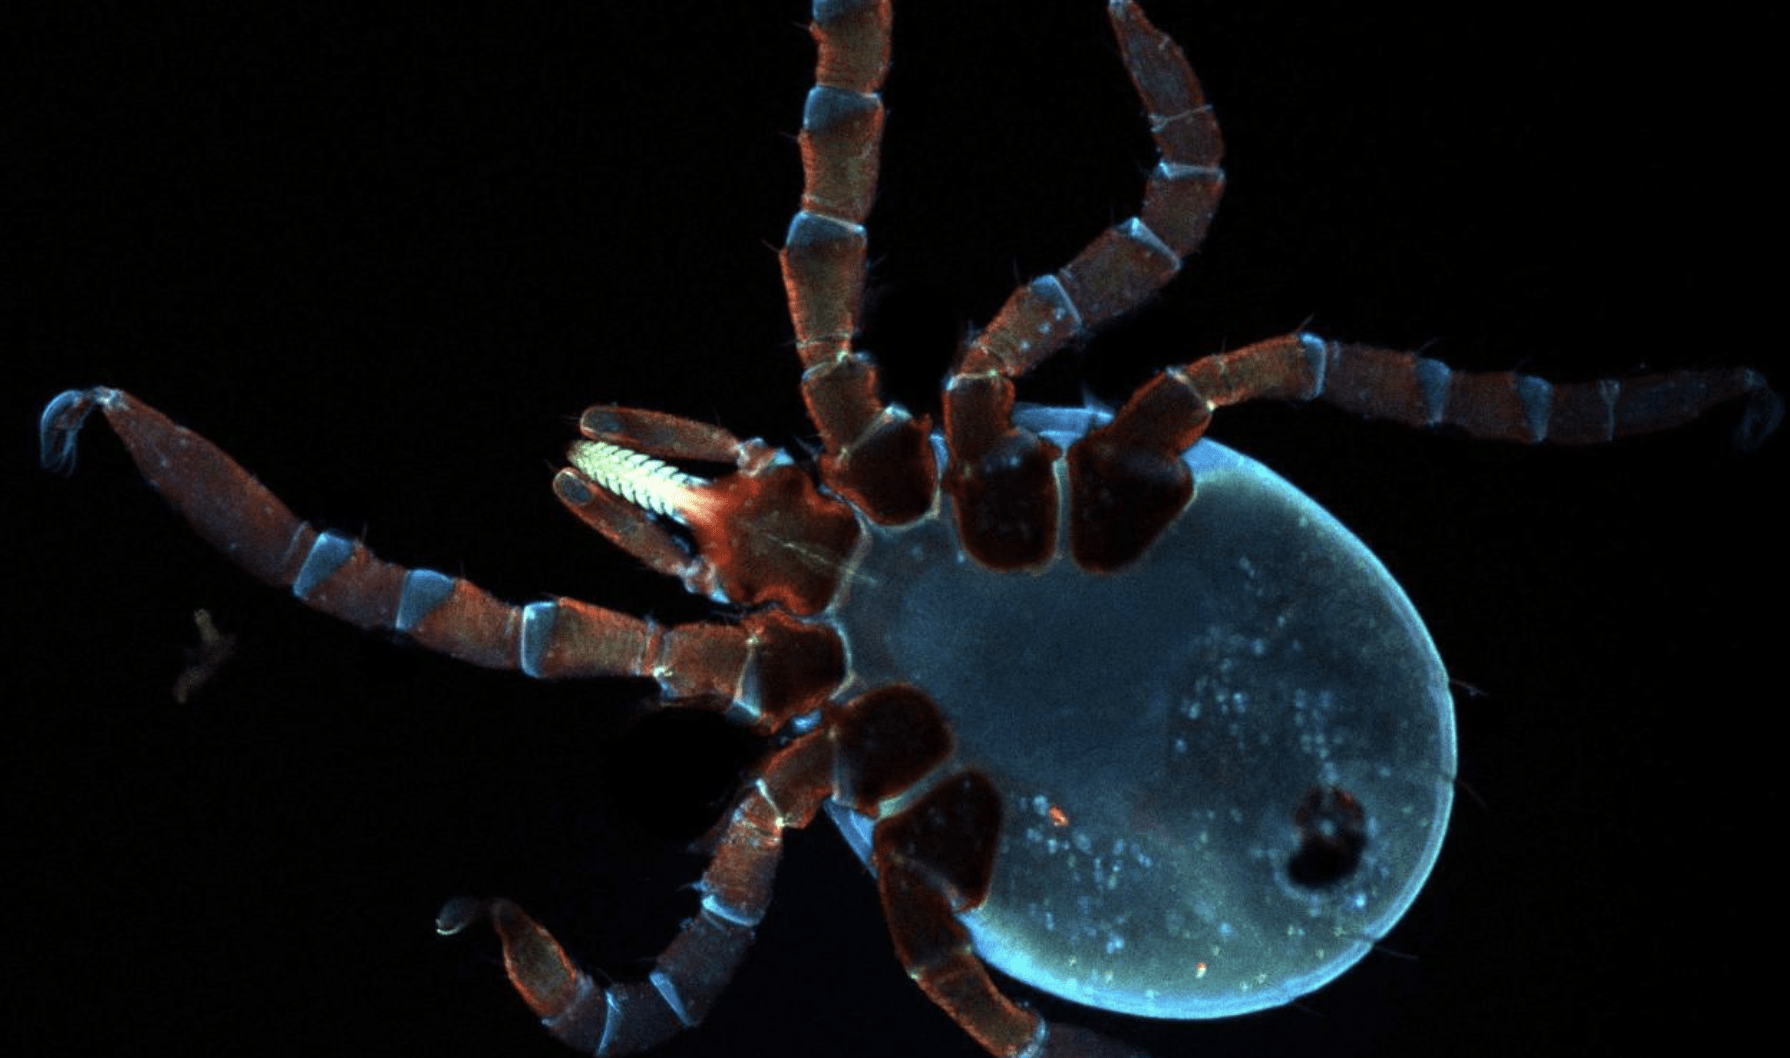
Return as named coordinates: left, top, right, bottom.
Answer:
left=943, top=0, right=1221, bottom=568
left=837, top=690, right=1140, bottom=1054
left=438, top=732, right=833, bottom=1056
left=940, top=372, right=1064, bottom=570
left=956, top=0, right=1223, bottom=382
left=37, top=387, right=839, bottom=710
left=1127, top=333, right=1780, bottom=448
left=1066, top=335, right=1782, bottom=569
left=873, top=772, right=1145, bottom=1058
left=1303, top=340, right=1783, bottom=448
left=781, top=0, right=936, bottom=524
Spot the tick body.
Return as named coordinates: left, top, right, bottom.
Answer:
left=15, top=4, right=1778, bottom=1058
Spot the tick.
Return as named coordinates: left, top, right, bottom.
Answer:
left=22, top=4, right=1775, bottom=1058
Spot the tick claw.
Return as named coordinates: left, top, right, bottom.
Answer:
left=38, top=388, right=105, bottom=474
left=434, top=895, right=489, bottom=936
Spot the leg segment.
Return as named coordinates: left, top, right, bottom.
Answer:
left=438, top=732, right=835, bottom=1055
left=832, top=690, right=1141, bottom=1057
left=40, top=388, right=646, bottom=675
left=1066, top=335, right=1783, bottom=569
left=945, top=1, right=1221, bottom=568
left=941, top=372, right=1063, bottom=569
left=781, top=0, right=936, bottom=524
left=873, top=771, right=1144, bottom=1058
left=956, top=0, right=1223, bottom=382
left=38, top=388, right=841, bottom=727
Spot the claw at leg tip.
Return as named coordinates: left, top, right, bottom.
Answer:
left=39, top=389, right=96, bottom=474
left=435, top=894, right=490, bottom=936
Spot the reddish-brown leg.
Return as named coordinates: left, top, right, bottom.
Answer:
left=945, top=0, right=1223, bottom=568
left=829, top=686, right=1144, bottom=1058
left=956, top=0, right=1223, bottom=382
left=438, top=732, right=835, bottom=1055
left=1067, top=334, right=1783, bottom=569
left=873, top=772, right=1146, bottom=1058
left=780, top=0, right=936, bottom=524
left=36, top=387, right=842, bottom=718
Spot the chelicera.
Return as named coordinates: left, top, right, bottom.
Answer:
left=34, top=3, right=1777, bottom=1058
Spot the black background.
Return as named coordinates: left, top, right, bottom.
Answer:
left=9, top=3, right=1781, bottom=1057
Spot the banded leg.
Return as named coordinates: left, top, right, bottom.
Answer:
left=873, top=773, right=1143, bottom=1058
left=438, top=732, right=834, bottom=1055
left=37, top=388, right=841, bottom=728
left=780, top=0, right=936, bottom=524
left=945, top=0, right=1222, bottom=567
left=956, top=0, right=1223, bottom=381
left=829, top=688, right=1142, bottom=1058
left=1066, top=335, right=1784, bottom=569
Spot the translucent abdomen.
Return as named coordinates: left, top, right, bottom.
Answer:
left=826, top=406, right=1455, bottom=1017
